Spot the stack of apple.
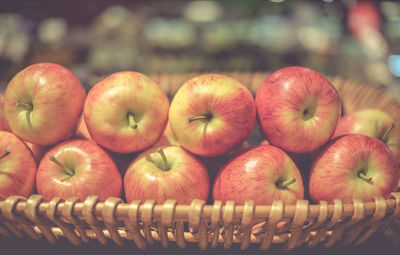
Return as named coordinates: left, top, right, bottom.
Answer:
left=0, top=63, right=399, bottom=207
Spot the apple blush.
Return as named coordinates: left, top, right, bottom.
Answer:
left=213, top=145, right=304, bottom=205
left=309, top=134, right=399, bottom=203
left=36, top=139, right=122, bottom=201
left=169, top=74, right=256, bottom=157
left=0, top=131, right=37, bottom=198
left=84, top=72, right=169, bottom=153
left=4, top=63, right=86, bottom=146
left=256, top=66, right=341, bottom=154
left=124, top=146, right=210, bottom=204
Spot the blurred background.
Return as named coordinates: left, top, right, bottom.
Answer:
left=0, top=0, right=400, bottom=97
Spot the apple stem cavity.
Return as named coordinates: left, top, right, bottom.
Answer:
left=276, top=177, right=296, bottom=189
left=381, top=123, right=395, bottom=143
left=50, top=156, right=75, bottom=176
left=0, top=150, right=10, bottom=160
left=127, top=113, right=138, bottom=129
left=357, top=170, right=374, bottom=184
left=157, top=148, right=170, bottom=171
left=188, top=113, right=212, bottom=124
left=16, top=101, right=33, bottom=111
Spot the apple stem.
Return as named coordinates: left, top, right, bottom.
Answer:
left=0, top=150, right=10, bottom=160
left=188, top=113, right=212, bottom=124
left=16, top=101, right=33, bottom=111
left=381, top=123, right=395, bottom=143
left=276, top=177, right=296, bottom=189
left=157, top=148, right=170, bottom=171
left=50, top=156, right=75, bottom=176
left=357, top=171, right=374, bottom=184
left=128, top=113, right=138, bottom=129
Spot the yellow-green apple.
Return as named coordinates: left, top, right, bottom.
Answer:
left=309, top=134, right=399, bottom=203
left=256, top=66, right=341, bottom=153
left=84, top=72, right=169, bottom=153
left=4, top=63, right=86, bottom=146
left=213, top=145, right=304, bottom=205
left=333, top=109, right=400, bottom=166
left=124, top=146, right=210, bottom=204
left=0, top=131, right=37, bottom=198
left=0, top=93, right=11, bottom=132
left=169, top=74, right=256, bottom=157
left=36, top=139, right=122, bottom=201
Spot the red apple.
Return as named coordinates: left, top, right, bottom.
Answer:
left=0, top=131, right=37, bottom=198
left=309, top=134, right=399, bottom=203
left=169, top=74, right=256, bottom=157
left=333, top=109, right=400, bottom=166
left=256, top=66, right=341, bottom=153
left=4, top=63, right=86, bottom=146
left=213, top=145, right=304, bottom=205
left=84, top=72, right=169, bottom=153
left=36, top=139, right=122, bottom=201
left=0, top=93, right=11, bottom=132
left=124, top=146, right=210, bottom=204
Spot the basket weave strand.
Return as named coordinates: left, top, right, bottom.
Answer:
left=1, top=73, right=400, bottom=250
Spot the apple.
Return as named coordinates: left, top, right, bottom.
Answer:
left=23, top=141, right=47, bottom=163
left=4, top=63, right=86, bottom=146
left=256, top=66, right=341, bottom=153
left=124, top=146, right=210, bottom=204
left=309, top=134, right=399, bottom=203
left=36, top=139, right=122, bottom=201
left=169, top=74, right=256, bottom=157
left=152, top=122, right=180, bottom=147
left=333, top=109, right=400, bottom=166
left=74, top=114, right=92, bottom=140
left=0, top=93, right=11, bottom=132
left=84, top=71, right=169, bottom=153
left=213, top=145, right=304, bottom=205
left=0, top=131, right=37, bottom=198
left=199, top=141, right=250, bottom=180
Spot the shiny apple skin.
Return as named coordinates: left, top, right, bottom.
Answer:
left=333, top=109, right=400, bottom=165
left=124, top=146, right=210, bottom=204
left=256, top=66, right=341, bottom=153
left=213, top=145, right=304, bottom=205
left=309, top=134, right=399, bottom=203
left=0, top=93, right=11, bottom=132
left=4, top=63, right=86, bottom=146
left=84, top=72, right=169, bottom=153
left=0, top=131, right=37, bottom=197
left=36, top=139, right=122, bottom=201
left=169, top=74, right=256, bottom=157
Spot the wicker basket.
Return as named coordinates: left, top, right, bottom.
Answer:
left=0, top=73, right=399, bottom=251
